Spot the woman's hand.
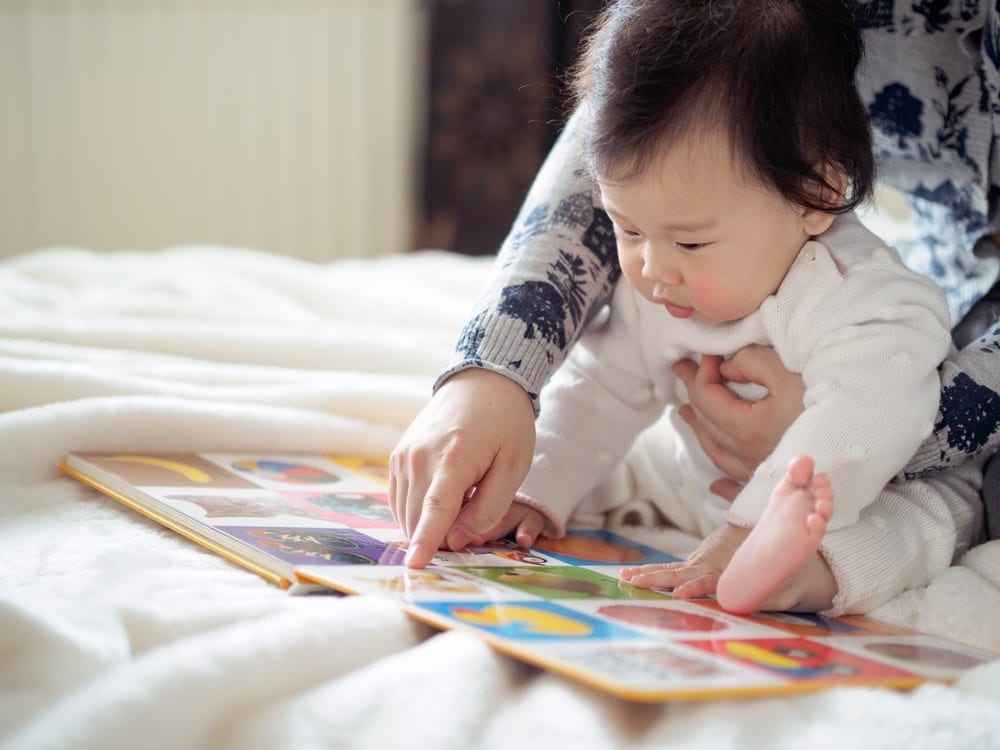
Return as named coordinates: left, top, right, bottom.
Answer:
left=389, top=368, right=536, bottom=567
left=673, top=344, right=805, bottom=483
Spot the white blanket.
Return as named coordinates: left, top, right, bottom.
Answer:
left=2, top=246, right=1000, bottom=750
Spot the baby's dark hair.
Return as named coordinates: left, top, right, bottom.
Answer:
left=572, top=0, right=874, bottom=213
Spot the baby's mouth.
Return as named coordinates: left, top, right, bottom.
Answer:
left=663, top=300, right=694, bottom=319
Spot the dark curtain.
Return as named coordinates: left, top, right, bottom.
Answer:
left=417, top=0, right=607, bottom=256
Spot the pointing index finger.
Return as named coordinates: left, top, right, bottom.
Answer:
left=404, top=472, right=469, bottom=568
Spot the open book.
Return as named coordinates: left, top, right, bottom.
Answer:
left=61, top=451, right=997, bottom=702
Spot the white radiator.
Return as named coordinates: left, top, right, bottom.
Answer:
left=0, top=0, right=424, bottom=261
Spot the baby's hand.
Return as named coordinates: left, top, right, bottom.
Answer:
left=620, top=522, right=750, bottom=598
left=468, top=502, right=548, bottom=549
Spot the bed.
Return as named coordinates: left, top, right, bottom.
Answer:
left=2, top=244, right=999, bottom=750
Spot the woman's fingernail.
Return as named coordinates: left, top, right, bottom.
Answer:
left=404, top=542, right=427, bottom=567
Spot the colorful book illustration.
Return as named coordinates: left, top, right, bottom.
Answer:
left=60, top=451, right=998, bottom=702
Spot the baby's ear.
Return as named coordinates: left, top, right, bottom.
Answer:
left=801, top=164, right=848, bottom=236
left=801, top=205, right=836, bottom=236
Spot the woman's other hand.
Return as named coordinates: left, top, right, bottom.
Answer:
left=673, top=344, right=805, bottom=483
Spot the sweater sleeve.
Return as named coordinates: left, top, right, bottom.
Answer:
left=433, top=105, right=621, bottom=414
left=728, top=243, right=952, bottom=530
left=904, top=333, right=1000, bottom=477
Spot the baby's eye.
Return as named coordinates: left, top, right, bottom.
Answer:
left=677, top=242, right=705, bottom=251
left=615, top=227, right=640, bottom=238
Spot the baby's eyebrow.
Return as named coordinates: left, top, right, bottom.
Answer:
left=660, top=218, right=717, bottom=232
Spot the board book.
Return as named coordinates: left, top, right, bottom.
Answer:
left=60, top=450, right=998, bottom=703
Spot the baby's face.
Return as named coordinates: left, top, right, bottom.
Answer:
left=599, top=129, right=831, bottom=324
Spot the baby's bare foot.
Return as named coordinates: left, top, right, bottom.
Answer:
left=715, top=455, right=832, bottom=614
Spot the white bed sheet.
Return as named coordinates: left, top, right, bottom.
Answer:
left=1, top=245, right=999, bottom=750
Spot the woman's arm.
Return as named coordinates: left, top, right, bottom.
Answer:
left=392, top=106, right=623, bottom=567
left=903, top=336, right=1000, bottom=478
left=435, top=106, right=621, bottom=409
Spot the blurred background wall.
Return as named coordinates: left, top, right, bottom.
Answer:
left=418, top=0, right=604, bottom=256
left=0, top=0, right=606, bottom=262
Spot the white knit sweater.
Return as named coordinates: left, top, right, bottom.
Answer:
left=517, top=213, right=952, bottom=537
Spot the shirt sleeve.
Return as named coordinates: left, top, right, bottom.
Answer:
left=433, top=105, right=622, bottom=414
left=904, top=335, right=1000, bottom=477
left=728, top=243, right=953, bottom=530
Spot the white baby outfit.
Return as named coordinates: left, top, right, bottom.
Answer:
left=517, top=213, right=984, bottom=615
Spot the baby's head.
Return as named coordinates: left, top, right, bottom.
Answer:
left=571, top=0, right=876, bottom=323
left=573, top=0, right=874, bottom=213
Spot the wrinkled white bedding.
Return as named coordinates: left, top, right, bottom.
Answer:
left=2, top=245, right=1000, bottom=750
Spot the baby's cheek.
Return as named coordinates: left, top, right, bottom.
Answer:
left=693, top=277, right=753, bottom=321
left=689, top=277, right=718, bottom=310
